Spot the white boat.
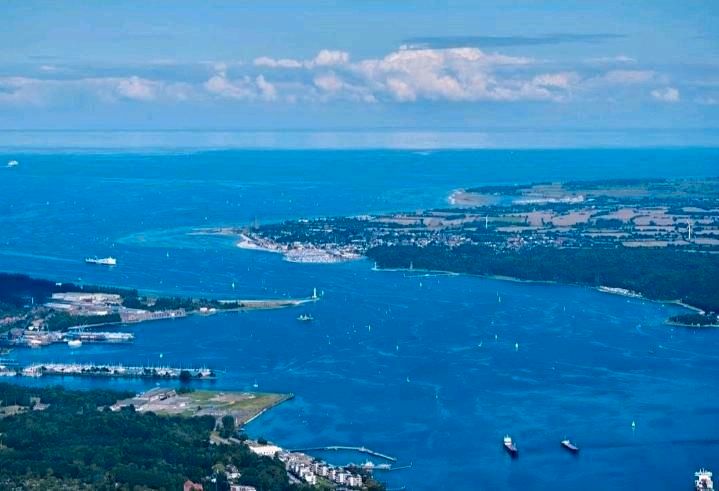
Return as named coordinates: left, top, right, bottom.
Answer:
left=6, top=160, right=18, bottom=168
left=297, top=314, right=314, bottom=322
left=67, top=339, right=83, bottom=348
left=696, top=469, right=714, bottom=490
left=85, top=256, right=117, bottom=266
left=561, top=439, right=579, bottom=453
left=503, top=435, right=518, bottom=457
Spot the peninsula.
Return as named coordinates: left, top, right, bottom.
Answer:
left=215, top=178, right=719, bottom=325
left=0, top=272, right=317, bottom=348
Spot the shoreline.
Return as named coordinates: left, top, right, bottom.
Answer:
left=236, top=233, right=363, bottom=264
left=370, top=264, right=705, bottom=321
left=243, top=392, right=295, bottom=426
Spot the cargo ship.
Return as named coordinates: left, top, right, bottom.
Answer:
left=696, top=469, right=714, bottom=490
left=503, top=435, right=518, bottom=457
left=85, top=256, right=117, bottom=266
left=561, top=439, right=579, bottom=453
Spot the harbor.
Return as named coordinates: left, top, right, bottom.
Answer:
left=10, top=363, right=215, bottom=380
left=2, top=328, right=134, bottom=348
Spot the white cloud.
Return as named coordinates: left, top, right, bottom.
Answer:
left=312, top=49, right=350, bottom=67
left=314, top=73, right=344, bottom=92
left=116, top=76, right=158, bottom=101
left=587, top=55, right=636, bottom=64
left=253, top=56, right=303, bottom=69
left=600, top=70, right=654, bottom=85
left=203, top=69, right=280, bottom=101
left=532, top=72, right=579, bottom=90
left=651, top=87, right=680, bottom=103
left=0, top=75, right=192, bottom=106
left=0, top=47, right=680, bottom=108
left=255, top=75, right=277, bottom=101
left=254, top=49, right=350, bottom=70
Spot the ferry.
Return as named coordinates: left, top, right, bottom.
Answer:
left=297, top=314, right=314, bottom=322
left=696, top=469, right=714, bottom=490
left=503, top=435, right=518, bottom=457
left=560, top=439, right=579, bottom=453
left=85, top=256, right=117, bottom=266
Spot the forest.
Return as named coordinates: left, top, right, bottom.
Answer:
left=0, top=383, right=308, bottom=491
left=367, top=244, right=719, bottom=315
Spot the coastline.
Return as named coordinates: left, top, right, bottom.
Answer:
left=371, top=264, right=704, bottom=321
left=243, top=392, right=295, bottom=426
left=236, top=232, right=364, bottom=264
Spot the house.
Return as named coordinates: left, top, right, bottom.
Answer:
left=183, top=480, right=203, bottom=491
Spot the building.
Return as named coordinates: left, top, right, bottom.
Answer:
left=249, top=443, right=282, bottom=457
left=183, top=480, right=203, bottom=491
left=229, top=486, right=257, bottom=491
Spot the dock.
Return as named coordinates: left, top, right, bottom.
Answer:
left=18, top=363, right=215, bottom=380
left=289, top=446, right=397, bottom=462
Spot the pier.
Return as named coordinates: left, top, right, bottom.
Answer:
left=289, top=445, right=397, bottom=462
left=18, top=363, right=215, bottom=380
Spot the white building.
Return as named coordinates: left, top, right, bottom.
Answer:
left=249, top=444, right=282, bottom=457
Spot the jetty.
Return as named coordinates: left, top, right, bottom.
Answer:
left=289, top=446, right=397, bottom=462
left=18, top=363, right=215, bottom=380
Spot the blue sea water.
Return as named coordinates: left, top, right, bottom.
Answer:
left=1, top=148, right=718, bottom=490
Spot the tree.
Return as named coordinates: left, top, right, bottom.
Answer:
left=220, top=415, right=235, bottom=438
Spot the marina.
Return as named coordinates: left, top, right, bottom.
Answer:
left=2, top=328, right=134, bottom=348
left=15, top=363, right=215, bottom=380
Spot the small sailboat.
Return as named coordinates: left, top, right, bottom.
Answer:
left=503, top=435, right=518, bottom=457
left=560, top=439, right=579, bottom=453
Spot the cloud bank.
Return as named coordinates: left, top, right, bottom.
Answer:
left=0, top=45, right=695, bottom=108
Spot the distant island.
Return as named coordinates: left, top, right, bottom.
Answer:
left=0, top=272, right=317, bottom=348
left=211, top=178, right=719, bottom=326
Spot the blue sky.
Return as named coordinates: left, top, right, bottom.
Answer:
left=2, top=1, right=718, bottom=144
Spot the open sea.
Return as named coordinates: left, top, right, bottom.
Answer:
left=1, top=147, right=718, bottom=490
